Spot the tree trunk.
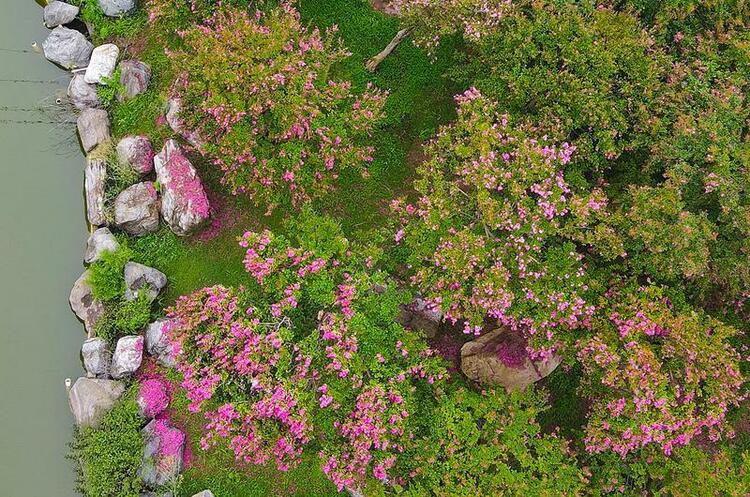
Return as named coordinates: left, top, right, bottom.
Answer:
left=366, top=28, right=412, bottom=72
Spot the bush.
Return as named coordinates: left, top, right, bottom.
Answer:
left=68, top=389, right=145, bottom=497
left=168, top=4, right=387, bottom=211
left=87, top=246, right=133, bottom=302
left=95, top=291, right=153, bottom=343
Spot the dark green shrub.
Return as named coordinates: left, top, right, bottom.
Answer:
left=87, top=246, right=133, bottom=302
left=95, top=291, right=153, bottom=343
left=68, top=389, right=145, bottom=497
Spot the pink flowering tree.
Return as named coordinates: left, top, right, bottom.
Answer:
left=165, top=213, right=448, bottom=490
left=169, top=4, right=387, bottom=211
left=577, top=285, right=744, bottom=459
left=367, top=0, right=516, bottom=70
left=390, top=89, right=606, bottom=358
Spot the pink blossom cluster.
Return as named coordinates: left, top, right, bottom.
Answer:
left=138, top=378, right=170, bottom=419
left=577, top=286, right=744, bottom=458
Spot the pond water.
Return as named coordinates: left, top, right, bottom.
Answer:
left=0, top=3, right=88, bottom=496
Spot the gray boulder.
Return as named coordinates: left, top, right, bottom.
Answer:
left=77, top=108, right=110, bottom=153
left=114, top=182, right=160, bottom=235
left=82, top=337, right=111, bottom=377
left=396, top=296, right=443, bottom=339
left=42, top=26, right=93, bottom=69
left=154, top=140, right=210, bottom=236
left=111, top=335, right=144, bottom=378
left=44, top=1, right=79, bottom=28
left=116, top=135, right=154, bottom=175
left=68, top=74, right=101, bottom=110
left=460, top=328, right=562, bottom=391
left=140, top=419, right=185, bottom=488
left=124, top=262, right=167, bottom=302
left=145, top=319, right=175, bottom=367
left=165, top=98, right=205, bottom=150
left=85, top=227, right=120, bottom=264
left=118, top=60, right=151, bottom=100
left=84, top=43, right=120, bottom=84
left=69, top=270, right=104, bottom=337
left=68, top=377, right=125, bottom=428
left=85, top=156, right=107, bottom=227
left=192, top=492, right=215, bottom=497
left=98, top=0, right=136, bottom=17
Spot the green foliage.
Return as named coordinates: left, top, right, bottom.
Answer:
left=95, top=291, right=153, bottom=343
left=97, top=68, right=125, bottom=110
left=71, top=0, right=147, bottom=44
left=68, top=388, right=145, bottom=497
left=402, top=387, right=586, bottom=497
left=87, top=245, right=133, bottom=302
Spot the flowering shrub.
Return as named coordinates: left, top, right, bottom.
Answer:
left=138, top=378, right=170, bottom=419
left=166, top=213, right=447, bottom=490
left=168, top=4, right=387, bottom=211
left=389, top=89, right=603, bottom=358
left=390, top=0, right=516, bottom=54
left=577, top=285, right=744, bottom=458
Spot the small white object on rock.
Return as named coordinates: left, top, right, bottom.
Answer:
left=82, top=337, right=111, bottom=378
left=85, top=227, right=120, bottom=264
left=118, top=60, right=151, bottom=100
left=85, top=156, right=107, bottom=227
left=84, top=44, right=120, bottom=84
left=68, top=74, right=101, bottom=110
left=111, top=335, right=144, bottom=379
left=114, top=182, right=160, bottom=236
left=154, top=139, right=210, bottom=236
left=68, top=377, right=125, bottom=428
left=124, top=262, right=167, bottom=302
left=42, top=26, right=93, bottom=69
left=77, top=108, right=110, bottom=153
left=69, top=270, right=104, bottom=337
left=98, top=0, right=136, bottom=17
left=116, top=135, right=154, bottom=175
left=44, top=1, right=79, bottom=28
left=145, top=319, right=175, bottom=367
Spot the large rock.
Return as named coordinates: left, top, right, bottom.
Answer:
left=460, top=328, right=562, bottom=391
left=68, top=377, right=125, bottom=428
left=69, top=270, right=104, bottom=337
left=82, top=337, right=111, bottom=378
left=85, top=227, right=120, bottom=264
left=111, top=335, right=144, bottom=378
left=44, top=1, right=79, bottom=28
left=42, top=26, right=93, bottom=69
left=124, top=262, right=167, bottom=302
left=396, top=296, right=443, bottom=339
left=77, top=108, right=110, bottom=153
left=84, top=44, right=120, bottom=84
left=114, top=182, right=160, bottom=235
left=85, top=156, right=107, bottom=227
left=118, top=60, right=151, bottom=100
left=140, top=419, right=185, bottom=488
left=68, top=74, right=101, bottom=110
left=165, top=98, right=205, bottom=150
left=98, top=0, right=136, bottom=17
left=192, top=492, right=215, bottom=497
left=144, top=319, right=175, bottom=367
left=154, top=140, right=210, bottom=236
left=116, top=135, right=154, bottom=175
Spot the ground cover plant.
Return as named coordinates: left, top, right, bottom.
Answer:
left=70, top=0, right=750, bottom=495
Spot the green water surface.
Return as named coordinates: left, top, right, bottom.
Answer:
left=0, top=3, right=88, bottom=496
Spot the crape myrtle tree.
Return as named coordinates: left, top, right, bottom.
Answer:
left=389, top=88, right=606, bottom=358
left=366, top=0, right=516, bottom=71
left=168, top=3, right=387, bottom=212
left=163, top=211, right=588, bottom=494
